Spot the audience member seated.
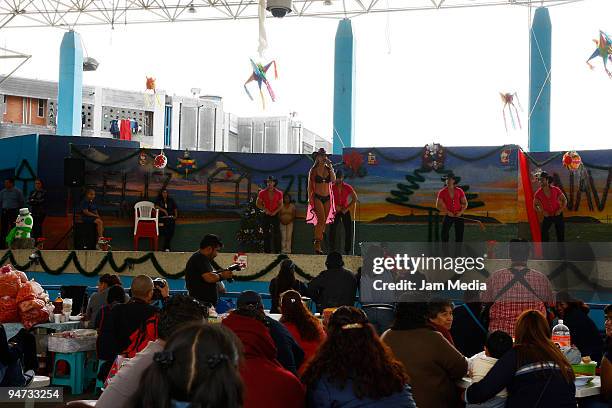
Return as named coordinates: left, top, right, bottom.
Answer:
left=222, top=300, right=305, bottom=408
left=97, top=275, right=157, bottom=379
left=86, top=274, right=128, bottom=323
left=94, top=285, right=127, bottom=330
left=308, top=252, right=358, bottom=313
left=131, top=322, right=244, bottom=408
left=481, top=239, right=554, bottom=338
left=467, top=330, right=513, bottom=408
left=464, top=310, right=576, bottom=408
left=232, top=290, right=304, bottom=375
left=451, top=291, right=487, bottom=358
left=599, top=305, right=612, bottom=403
left=555, top=291, right=603, bottom=364
left=97, top=295, right=208, bottom=408
left=279, top=290, right=325, bottom=373
left=381, top=298, right=468, bottom=408
left=81, top=188, right=104, bottom=242
left=427, top=299, right=455, bottom=346
left=302, top=306, right=416, bottom=408
left=0, top=324, right=34, bottom=387
left=269, top=260, right=309, bottom=314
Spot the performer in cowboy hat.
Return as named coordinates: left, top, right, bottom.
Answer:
left=436, top=172, right=468, bottom=242
left=256, top=175, right=283, bottom=253
left=307, top=148, right=336, bottom=254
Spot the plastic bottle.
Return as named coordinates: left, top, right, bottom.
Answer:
left=552, top=319, right=571, bottom=348
left=52, top=296, right=63, bottom=315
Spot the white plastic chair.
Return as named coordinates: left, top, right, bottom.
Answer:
left=134, top=201, right=159, bottom=236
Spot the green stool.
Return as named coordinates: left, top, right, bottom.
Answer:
left=51, top=352, right=86, bottom=395
left=94, top=359, right=107, bottom=394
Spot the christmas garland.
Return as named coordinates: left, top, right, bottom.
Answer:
left=445, top=145, right=515, bottom=162
left=0, top=250, right=316, bottom=281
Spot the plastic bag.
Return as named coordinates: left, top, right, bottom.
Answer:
left=0, top=296, right=19, bottom=323
left=16, top=271, right=28, bottom=284
left=20, top=303, right=50, bottom=329
left=0, top=271, right=21, bottom=297
left=18, top=298, right=46, bottom=314
left=0, top=264, right=16, bottom=274
left=16, top=281, right=44, bottom=304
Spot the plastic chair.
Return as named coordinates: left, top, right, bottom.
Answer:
left=133, top=201, right=159, bottom=251
left=51, top=351, right=86, bottom=394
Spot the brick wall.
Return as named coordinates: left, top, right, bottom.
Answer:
left=3, top=95, right=23, bottom=123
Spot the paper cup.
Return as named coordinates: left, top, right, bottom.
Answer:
left=53, top=314, right=62, bottom=324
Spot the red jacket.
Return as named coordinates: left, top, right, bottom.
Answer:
left=223, top=313, right=305, bottom=408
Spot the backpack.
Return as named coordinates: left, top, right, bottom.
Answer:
left=123, top=314, right=158, bottom=358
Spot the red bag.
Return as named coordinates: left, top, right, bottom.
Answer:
left=123, top=314, right=158, bottom=358
left=19, top=302, right=50, bottom=329
left=16, top=281, right=44, bottom=304
left=0, top=272, right=21, bottom=297
left=16, top=271, right=28, bottom=284
left=18, top=298, right=46, bottom=314
left=0, top=296, right=19, bottom=323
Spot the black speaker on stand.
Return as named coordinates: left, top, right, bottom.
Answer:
left=55, top=158, right=89, bottom=249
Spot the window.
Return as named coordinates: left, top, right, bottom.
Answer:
left=2, top=95, right=6, bottom=114
left=144, top=111, right=154, bottom=136
left=37, top=99, right=45, bottom=118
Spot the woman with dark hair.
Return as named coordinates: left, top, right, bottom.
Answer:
left=269, top=259, right=309, bottom=313
left=465, top=310, right=576, bottom=407
left=555, top=291, right=603, bottom=364
left=302, top=306, right=416, bottom=407
left=381, top=300, right=467, bottom=408
left=307, top=148, right=336, bottom=254
left=132, top=322, right=243, bottom=408
left=85, top=274, right=127, bottom=322
left=94, top=285, right=127, bottom=330
left=27, top=178, right=46, bottom=240
left=154, top=188, right=178, bottom=251
left=279, top=192, right=296, bottom=254
left=279, top=290, right=325, bottom=373
left=427, top=299, right=455, bottom=346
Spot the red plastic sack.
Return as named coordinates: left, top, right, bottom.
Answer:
left=18, top=298, right=46, bottom=314
left=16, top=281, right=44, bottom=304
left=16, top=271, right=28, bottom=284
left=0, top=264, right=16, bottom=274
left=20, top=304, right=50, bottom=329
left=0, top=296, right=19, bottom=323
left=0, top=272, right=21, bottom=297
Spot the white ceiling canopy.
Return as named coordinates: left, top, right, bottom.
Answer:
left=0, top=0, right=584, bottom=29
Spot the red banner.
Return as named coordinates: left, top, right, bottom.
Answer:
left=518, top=149, right=542, bottom=257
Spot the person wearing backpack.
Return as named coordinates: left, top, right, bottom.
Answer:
left=97, top=275, right=157, bottom=379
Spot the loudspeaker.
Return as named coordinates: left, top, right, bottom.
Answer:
left=64, top=158, right=85, bottom=187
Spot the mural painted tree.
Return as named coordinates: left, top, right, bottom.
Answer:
left=386, top=144, right=485, bottom=241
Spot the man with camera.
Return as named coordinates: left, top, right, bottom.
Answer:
left=185, top=234, right=235, bottom=308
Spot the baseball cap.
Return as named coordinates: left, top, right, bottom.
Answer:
left=199, top=234, right=223, bottom=249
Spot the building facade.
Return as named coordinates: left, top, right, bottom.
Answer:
left=0, top=76, right=331, bottom=154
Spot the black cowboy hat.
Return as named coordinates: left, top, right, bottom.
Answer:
left=441, top=172, right=461, bottom=184
left=264, top=175, right=278, bottom=186
left=312, top=147, right=328, bottom=159
left=538, top=171, right=553, bottom=182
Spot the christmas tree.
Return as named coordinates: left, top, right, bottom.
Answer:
left=236, top=194, right=264, bottom=252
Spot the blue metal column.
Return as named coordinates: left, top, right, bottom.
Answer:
left=528, top=7, right=551, bottom=152
left=57, top=31, right=83, bottom=136
left=333, top=18, right=355, bottom=155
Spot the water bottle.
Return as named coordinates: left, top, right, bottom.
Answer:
left=552, top=319, right=571, bottom=348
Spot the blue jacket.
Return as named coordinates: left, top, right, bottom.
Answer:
left=307, top=377, right=416, bottom=408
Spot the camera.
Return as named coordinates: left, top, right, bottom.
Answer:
left=266, top=0, right=292, bottom=17
left=227, top=263, right=244, bottom=272
left=152, top=278, right=167, bottom=301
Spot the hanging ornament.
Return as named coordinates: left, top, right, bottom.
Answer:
left=531, top=168, right=544, bottom=183
left=177, top=150, right=197, bottom=177
left=500, top=149, right=511, bottom=165
left=587, top=30, right=612, bottom=78
left=244, top=59, right=278, bottom=109
left=422, top=143, right=445, bottom=170
left=154, top=151, right=168, bottom=169
left=139, top=151, right=148, bottom=166
left=562, top=151, right=582, bottom=171
left=367, top=152, right=378, bottom=165
left=500, top=92, right=522, bottom=132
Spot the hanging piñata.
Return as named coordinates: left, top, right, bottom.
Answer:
left=154, top=151, right=167, bottom=169
left=500, top=92, right=522, bottom=132
left=587, top=31, right=612, bottom=78
left=562, top=151, right=582, bottom=171
left=177, top=150, right=197, bottom=177
left=244, top=59, right=278, bottom=109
